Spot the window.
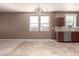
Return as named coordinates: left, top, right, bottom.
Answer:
left=65, top=14, right=77, bottom=27
left=40, top=16, right=49, bottom=31
left=30, top=16, right=49, bottom=31
left=30, top=16, right=39, bottom=31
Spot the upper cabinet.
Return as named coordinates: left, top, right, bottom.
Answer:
left=55, top=17, right=64, bottom=26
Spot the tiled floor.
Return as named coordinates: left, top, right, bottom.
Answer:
left=0, top=39, right=79, bottom=56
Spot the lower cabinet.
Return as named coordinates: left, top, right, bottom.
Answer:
left=56, top=32, right=79, bottom=42
left=56, top=32, right=64, bottom=42
left=71, top=32, right=79, bottom=41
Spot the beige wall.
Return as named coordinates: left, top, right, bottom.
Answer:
left=0, top=12, right=54, bottom=39
left=0, top=12, right=78, bottom=39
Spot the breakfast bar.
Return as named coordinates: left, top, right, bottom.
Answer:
left=55, top=26, right=79, bottom=42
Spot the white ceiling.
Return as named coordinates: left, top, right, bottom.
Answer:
left=0, top=3, right=79, bottom=12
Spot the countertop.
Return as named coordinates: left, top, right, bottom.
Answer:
left=55, top=26, right=79, bottom=32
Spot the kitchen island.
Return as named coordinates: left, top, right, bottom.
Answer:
left=55, top=26, right=79, bottom=42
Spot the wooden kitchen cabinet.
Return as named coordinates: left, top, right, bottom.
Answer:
left=56, top=32, right=79, bottom=42
left=56, top=32, right=64, bottom=42
left=55, top=17, right=64, bottom=26
left=71, top=32, right=79, bottom=41
left=54, top=17, right=65, bottom=41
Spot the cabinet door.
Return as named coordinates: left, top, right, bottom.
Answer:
left=71, top=32, right=79, bottom=41
left=55, top=17, right=64, bottom=26
left=57, top=32, right=64, bottom=41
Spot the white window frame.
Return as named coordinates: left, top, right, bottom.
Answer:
left=40, top=16, right=50, bottom=31
left=29, top=16, right=50, bottom=31
left=29, top=16, right=39, bottom=31
left=65, top=14, right=77, bottom=27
